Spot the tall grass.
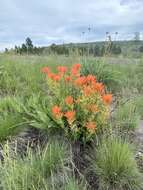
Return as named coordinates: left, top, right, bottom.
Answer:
left=114, top=101, right=140, bottom=132
left=0, top=55, right=75, bottom=97
left=0, top=96, right=24, bottom=141
left=0, top=140, right=87, bottom=190
left=81, top=59, right=123, bottom=93
left=89, top=137, right=142, bottom=190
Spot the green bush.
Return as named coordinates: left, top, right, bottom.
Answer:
left=89, top=138, right=142, bottom=190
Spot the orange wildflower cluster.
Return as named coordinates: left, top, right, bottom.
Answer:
left=42, top=66, right=67, bottom=82
left=73, top=73, right=105, bottom=98
left=42, top=63, right=113, bottom=141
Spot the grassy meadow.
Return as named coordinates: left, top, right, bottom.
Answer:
left=0, top=53, right=143, bottom=190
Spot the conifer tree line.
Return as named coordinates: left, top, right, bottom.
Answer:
left=14, top=37, right=44, bottom=55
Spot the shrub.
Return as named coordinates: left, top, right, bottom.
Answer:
left=89, top=138, right=143, bottom=190
left=41, top=64, right=112, bottom=143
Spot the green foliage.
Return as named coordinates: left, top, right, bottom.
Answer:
left=0, top=96, right=23, bottom=141
left=0, top=114, right=22, bottom=141
left=89, top=138, right=143, bottom=190
left=21, top=94, right=61, bottom=132
left=0, top=96, right=21, bottom=114
left=81, top=59, right=123, bottom=93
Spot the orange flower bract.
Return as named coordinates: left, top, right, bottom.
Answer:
left=83, top=86, right=93, bottom=96
left=73, top=63, right=81, bottom=70
left=74, top=76, right=86, bottom=87
left=86, top=74, right=96, bottom=84
left=52, top=106, right=63, bottom=118
left=65, top=111, right=75, bottom=123
left=65, top=76, right=72, bottom=82
left=47, top=72, right=54, bottom=79
left=71, top=63, right=81, bottom=77
left=65, top=96, right=74, bottom=105
left=93, top=82, right=104, bottom=93
left=53, top=74, right=61, bottom=82
left=102, top=94, right=112, bottom=104
left=57, top=66, right=67, bottom=74
left=41, top=67, right=50, bottom=74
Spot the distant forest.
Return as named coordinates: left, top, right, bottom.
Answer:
left=4, top=37, right=143, bottom=57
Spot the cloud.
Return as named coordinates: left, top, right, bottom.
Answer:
left=0, top=0, right=143, bottom=50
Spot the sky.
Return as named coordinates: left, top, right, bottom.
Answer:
left=0, top=0, right=143, bottom=50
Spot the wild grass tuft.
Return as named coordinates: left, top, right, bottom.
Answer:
left=89, top=137, right=143, bottom=190
left=114, top=101, right=140, bottom=132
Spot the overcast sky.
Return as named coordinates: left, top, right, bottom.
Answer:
left=0, top=0, right=143, bottom=50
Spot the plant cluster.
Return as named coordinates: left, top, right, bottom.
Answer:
left=42, top=63, right=112, bottom=143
